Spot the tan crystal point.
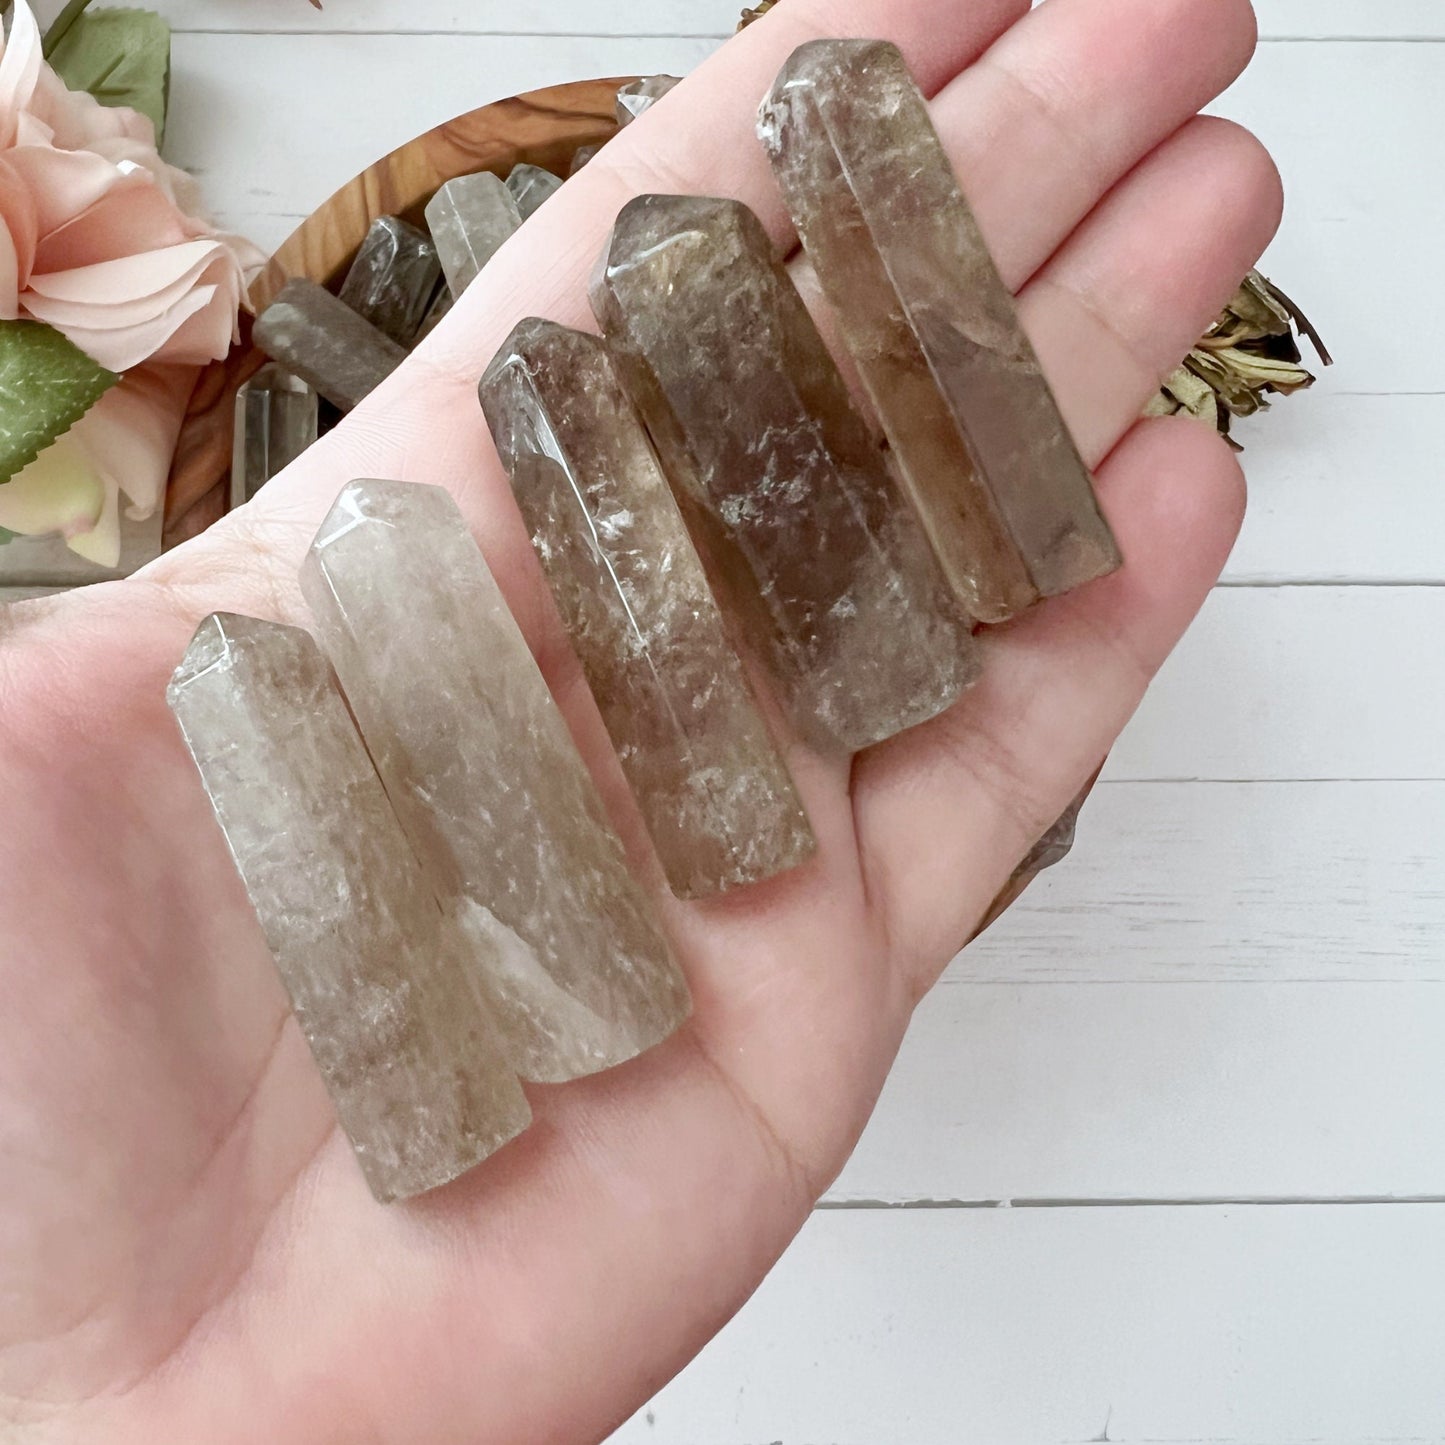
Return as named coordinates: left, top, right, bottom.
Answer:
left=591, top=194, right=979, bottom=752
left=616, top=75, right=681, bottom=126
left=337, top=215, right=442, bottom=347
left=230, top=364, right=318, bottom=508
left=480, top=319, right=816, bottom=899
left=569, top=143, right=603, bottom=176
left=413, top=286, right=453, bottom=346
left=166, top=613, right=530, bottom=1203
left=254, top=279, right=406, bottom=412
left=300, top=480, right=691, bottom=1082
left=425, top=173, right=523, bottom=299
left=759, top=39, right=1120, bottom=623
left=505, top=163, right=563, bottom=219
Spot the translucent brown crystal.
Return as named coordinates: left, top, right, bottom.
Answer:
left=480, top=319, right=816, bottom=898
left=616, top=75, right=681, bottom=126
left=569, top=143, right=602, bottom=176
left=300, top=479, right=691, bottom=1083
left=759, top=39, right=1120, bottom=623
left=167, top=613, right=531, bottom=1203
left=230, top=364, right=318, bottom=508
left=425, top=173, right=523, bottom=299
left=337, top=215, right=442, bottom=347
left=505, top=163, right=563, bottom=219
left=253, top=279, right=406, bottom=412
left=591, top=193, right=979, bottom=752
left=413, top=287, right=453, bottom=346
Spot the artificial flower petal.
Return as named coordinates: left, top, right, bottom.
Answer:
left=65, top=468, right=120, bottom=565
left=26, top=235, right=220, bottom=306
left=31, top=55, right=156, bottom=153
left=31, top=280, right=220, bottom=372
left=6, top=144, right=158, bottom=240
left=0, top=155, right=38, bottom=301
left=0, top=1, right=43, bottom=151
left=0, top=434, right=103, bottom=537
left=34, top=172, right=193, bottom=272
left=67, top=361, right=194, bottom=521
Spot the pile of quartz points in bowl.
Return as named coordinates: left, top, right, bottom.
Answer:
left=170, top=42, right=1120, bottom=1204
left=229, top=76, right=681, bottom=507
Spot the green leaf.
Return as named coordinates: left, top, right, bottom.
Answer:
left=0, top=528, right=17, bottom=546
left=0, top=321, right=118, bottom=487
left=48, top=8, right=171, bottom=147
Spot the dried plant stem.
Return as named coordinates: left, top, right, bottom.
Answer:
left=42, top=0, right=94, bottom=58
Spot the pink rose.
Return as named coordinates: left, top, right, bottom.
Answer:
left=0, top=2, right=263, bottom=565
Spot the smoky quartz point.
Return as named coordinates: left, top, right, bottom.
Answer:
left=254, top=279, right=406, bottom=412
left=591, top=194, right=979, bottom=752
left=569, top=143, right=603, bottom=176
left=616, top=75, right=681, bottom=126
left=480, top=319, right=816, bottom=898
left=230, top=364, right=318, bottom=508
left=759, top=39, right=1120, bottom=623
left=413, top=287, right=454, bottom=346
left=505, top=163, right=563, bottom=219
left=167, top=613, right=531, bottom=1203
left=300, top=479, right=691, bottom=1083
left=425, top=173, right=523, bottom=299
left=337, top=215, right=442, bottom=347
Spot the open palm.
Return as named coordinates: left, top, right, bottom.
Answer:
left=0, top=0, right=1279, bottom=1439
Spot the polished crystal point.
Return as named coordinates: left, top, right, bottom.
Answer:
left=413, top=287, right=453, bottom=346
left=300, top=479, right=691, bottom=1082
left=616, top=75, right=681, bottom=126
left=425, top=173, right=523, bottom=299
left=167, top=613, right=531, bottom=1203
left=481, top=319, right=816, bottom=898
left=337, top=215, right=442, bottom=347
left=505, top=163, right=563, bottom=219
left=253, top=279, right=406, bottom=412
left=591, top=194, right=979, bottom=752
left=759, top=39, right=1121, bottom=622
left=230, top=364, right=318, bottom=508
left=569, top=143, right=602, bottom=176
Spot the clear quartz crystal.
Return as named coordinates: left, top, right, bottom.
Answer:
left=616, top=75, right=682, bottom=126
left=481, top=318, right=816, bottom=898
left=504, top=163, right=563, bottom=220
left=412, top=287, right=453, bottom=346
left=300, top=479, right=691, bottom=1083
left=167, top=612, right=531, bottom=1204
left=230, top=364, right=318, bottom=508
left=337, top=215, right=442, bottom=347
left=591, top=193, right=979, bottom=752
left=253, top=279, right=407, bottom=412
left=759, top=39, right=1120, bottom=623
left=569, top=143, right=603, bottom=176
left=425, top=173, right=523, bottom=299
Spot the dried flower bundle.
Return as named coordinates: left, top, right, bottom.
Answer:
left=1146, top=271, right=1332, bottom=448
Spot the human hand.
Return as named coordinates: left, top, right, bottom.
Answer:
left=0, top=0, right=1279, bottom=1439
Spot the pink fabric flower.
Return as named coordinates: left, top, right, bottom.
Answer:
left=0, top=2, right=263, bottom=565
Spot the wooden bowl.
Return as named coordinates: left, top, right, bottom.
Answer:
left=163, top=76, right=629, bottom=547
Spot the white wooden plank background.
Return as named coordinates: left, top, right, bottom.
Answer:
left=147, top=0, right=1445, bottom=40
left=128, top=0, right=1443, bottom=1439
left=953, top=783, right=1445, bottom=982
left=609, top=1206, right=1445, bottom=1445
left=836, top=980, right=1445, bottom=1201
